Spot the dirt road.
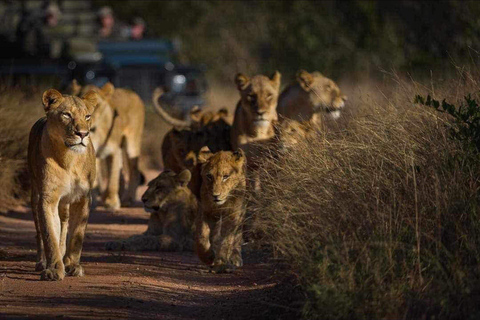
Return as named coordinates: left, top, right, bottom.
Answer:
left=0, top=181, right=298, bottom=319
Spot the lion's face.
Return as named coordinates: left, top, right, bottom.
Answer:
left=65, top=81, right=117, bottom=152
left=42, top=89, right=99, bottom=153
left=235, top=72, right=281, bottom=129
left=275, top=119, right=313, bottom=152
left=141, top=170, right=191, bottom=212
left=199, top=148, right=246, bottom=206
left=297, top=70, right=347, bottom=119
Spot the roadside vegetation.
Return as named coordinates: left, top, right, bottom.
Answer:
left=251, top=69, right=480, bottom=319
left=0, top=86, right=42, bottom=212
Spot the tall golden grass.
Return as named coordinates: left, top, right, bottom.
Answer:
left=0, top=86, right=43, bottom=212
left=251, top=70, right=480, bottom=319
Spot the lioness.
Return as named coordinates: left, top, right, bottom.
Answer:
left=105, top=170, right=197, bottom=251
left=28, top=89, right=100, bottom=280
left=195, top=147, right=247, bottom=273
left=230, top=72, right=281, bottom=192
left=230, top=71, right=281, bottom=152
left=277, top=70, right=347, bottom=125
left=152, top=88, right=231, bottom=198
left=68, top=80, right=145, bottom=210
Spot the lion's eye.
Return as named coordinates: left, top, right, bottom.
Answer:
left=62, top=112, right=72, bottom=119
left=206, top=174, right=213, bottom=181
left=266, top=94, right=273, bottom=101
left=85, top=114, right=91, bottom=121
left=247, top=94, right=256, bottom=102
left=223, top=175, right=230, bottom=181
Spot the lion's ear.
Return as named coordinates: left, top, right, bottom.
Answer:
left=177, top=169, right=192, bottom=187
left=342, top=95, right=348, bottom=101
left=297, top=70, right=314, bottom=92
left=270, top=71, right=281, bottom=91
left=100, top=82, right=115, bottom=99
left=217, top=108, right=228, bottom=118
left=198, top=146, right=213, bottom=164
left=235, top=73, right=250, bottom=91
left=82, top=90, right=102, bottom=112
left=163, top=169, right=176, bottom=177
left=232, top=148, right=246, bottom=168
left=190, top=106, right=203, bottom=123
left=42, top=89, right=64, bottom=113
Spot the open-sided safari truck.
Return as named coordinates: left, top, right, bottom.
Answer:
left=0, top=0, right=207, bottom=117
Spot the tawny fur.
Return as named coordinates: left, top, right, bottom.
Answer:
left=229, top=72, right=281, bottom=192
left=230, top=72, right=281, bottom=160
left=28, top=89, right=100, bottom=281
left=105, top=170, right=198, bottom=252
left=195, top=148, right=247, bottom=273
left=68, top=80, right=145, bottom=210
left=273, top=118, right=315, bottom=154
left=153, top=89, right=231, bottom=199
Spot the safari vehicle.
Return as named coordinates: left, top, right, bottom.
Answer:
left=0, top=38, right=208, bottom=116
left=0, top=0, right=207, bottom=116
left=67, top=39, right=208, bottom=116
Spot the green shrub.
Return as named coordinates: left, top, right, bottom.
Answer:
left=415, top=94, right=480, bottom=152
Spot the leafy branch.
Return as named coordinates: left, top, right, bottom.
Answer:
left=415, top=94, right=480, bottom=152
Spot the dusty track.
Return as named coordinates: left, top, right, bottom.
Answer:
left=0, top=177, right=298, bottom=319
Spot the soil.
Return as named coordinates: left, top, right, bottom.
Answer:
left=0, top=172, right=300, bottom=320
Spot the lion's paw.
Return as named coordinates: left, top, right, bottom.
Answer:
left=35, top=260, right=46, bottom=271
left=105, top=241, right=123, bottom=251
left=103, top=194, right=121, bottom=211
left=211, top=263, right=236, bottom=274
left=230, top=254, right=243, bottom=268
left=65, top=264, right=84, bottom=277
left=40, top=265, right=65, bottom=281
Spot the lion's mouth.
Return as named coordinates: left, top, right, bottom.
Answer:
left=213, top=198, right=227, bottom=205
left=65, top=141, right=87, bottom=148
left=144, top=205, right=160, bottom=212
left=253, top=118, right=270, bottom=127
left=214, top=200, right=226, bottom=205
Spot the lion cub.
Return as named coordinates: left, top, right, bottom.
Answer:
left=195, top=147, right=247, bottom=273
left=28, top=89, right=100, bottom=280
left=105, top=170, right=198, bottom=251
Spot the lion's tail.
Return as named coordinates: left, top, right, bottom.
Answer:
left=152, top=87, right=190, bottom=128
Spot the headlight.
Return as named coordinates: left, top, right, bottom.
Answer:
left=173, top=74, right=186, bottom=84
left=86, top=70, right=95, bottom=80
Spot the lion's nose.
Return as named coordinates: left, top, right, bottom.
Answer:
left=75, top=131, right=89, bottom=139
left=256, top=110, right=265, bottom=116
left=213, top=194, right=221, bottom=201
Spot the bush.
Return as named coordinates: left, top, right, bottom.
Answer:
left=252, top=73, right=480, bottom=319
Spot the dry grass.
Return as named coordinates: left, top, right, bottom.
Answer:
left=251, top=70, right=480, bottom=319
left=0, top=86, right=43, bottom=212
